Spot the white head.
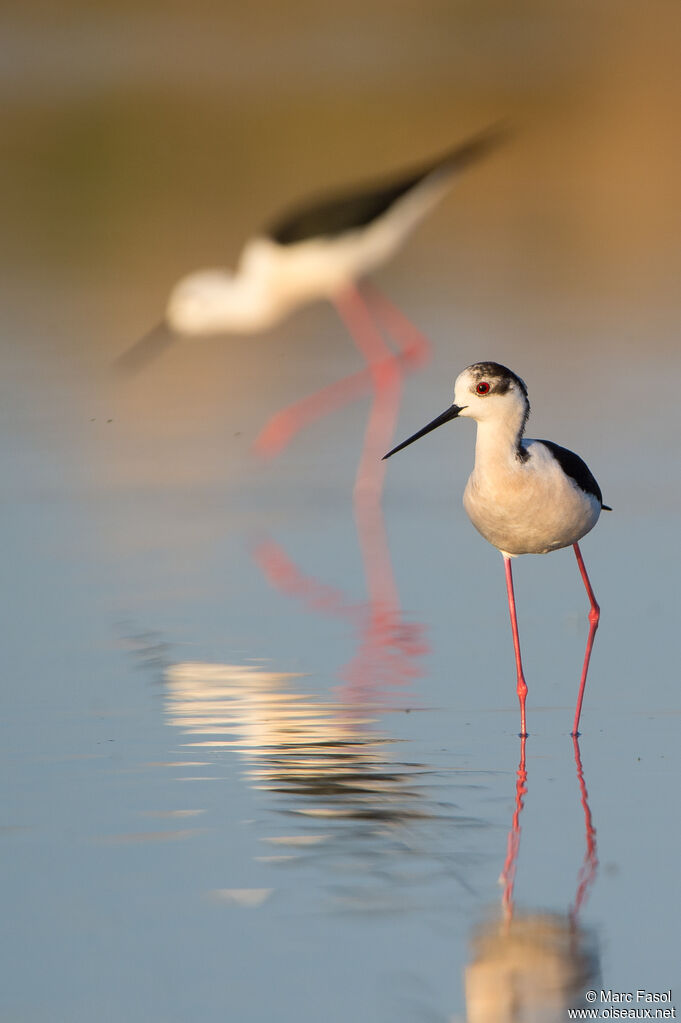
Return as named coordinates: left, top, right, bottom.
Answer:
left=453, top=362, right=529, bottom=427
left=165, top=266, right=278, bottom=336
left=383, top=361, right=530, bottom=459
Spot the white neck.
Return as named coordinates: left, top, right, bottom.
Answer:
left=472, top=407, right=527, bottom=475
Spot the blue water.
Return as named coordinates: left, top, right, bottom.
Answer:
left=3, top=301, right=680, bottom=1020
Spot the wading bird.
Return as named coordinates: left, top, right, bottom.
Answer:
left=383, top=361, right=609, bottom=736
left=119, top=127, right=504, bottom=457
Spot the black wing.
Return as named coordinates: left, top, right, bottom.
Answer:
left=266, top=124, right=506, bottom=245
left=538, top=439, right=611, bottom=509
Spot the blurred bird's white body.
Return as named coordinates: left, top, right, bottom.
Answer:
left=165, top=174, right=455, bottom=336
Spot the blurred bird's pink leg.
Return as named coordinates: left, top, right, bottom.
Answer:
left=359, top=282, right=432, bottom=370
left=504, top=555, right=528, bottom=737
left=572, top=542, right=600, bottom=736
left=333, top=285, right=401, bottom=382
left=254, top=288, right=401, bottom=460
left=333, top=285, right=403, bottom=500
left=253, top=365, right=375, bottom=458
left=253, top=285, right=430, bottom=460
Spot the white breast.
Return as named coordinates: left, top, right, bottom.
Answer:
left=463, top=440, right=601, bottom=557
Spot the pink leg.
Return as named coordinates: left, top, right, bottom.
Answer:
left=359, top=282, right=432, bottom=371
left=252, top=365, right=376, bottom=458
left=572, top=541, right=600, bottom=736
left=333, top=285, right=403, bottom=501
left=253, top=285, right=427, bottom=460
left=333, top=285, right=402, bottom=382
left=252, top=287, right=399, bottom=460
left=504, top=555, right=528, bottom=737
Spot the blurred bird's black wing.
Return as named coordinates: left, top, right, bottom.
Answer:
left=266, top=124, right=506, bottom=245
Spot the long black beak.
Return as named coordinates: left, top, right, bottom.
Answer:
left=114, top=321, right=176, bottom=375
left=383, top=404, right=465, bottom=459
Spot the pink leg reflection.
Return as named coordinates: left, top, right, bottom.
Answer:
left=254, top=539, right=361, bottom=628
left=500, top=734, right=527, bottom=923
left=570, top=736, right=598, bottom=921
left=499, top=735, right=599, bottom=926
left=253, top=537, right=427, bottom=700
left=253, top=284, right=431, bottom=459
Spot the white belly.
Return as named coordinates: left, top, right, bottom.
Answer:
left=247, top=179, right=452, bottom=307
left=462, top=451, right=601, bottom=557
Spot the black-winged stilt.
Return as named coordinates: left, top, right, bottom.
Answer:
left=119, top=126, right=504, bottom=456
left=383, top=361, right=610, bottom=736
left=165, top=125, right=504, bottom=336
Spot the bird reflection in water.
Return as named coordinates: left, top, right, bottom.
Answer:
left=227, top=332, right=459, bottom=903
left=164, top=660, right=419, bottom=813
left=163, top=658, right=484, bottom=912
left=462, top=737, right=600, bottom=1022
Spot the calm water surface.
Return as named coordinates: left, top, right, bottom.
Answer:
left=2, top=3, right=681, bottom=1020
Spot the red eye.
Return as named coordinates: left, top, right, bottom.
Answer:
left=476, top=381, right=490, bottom=395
